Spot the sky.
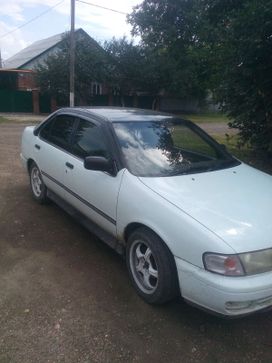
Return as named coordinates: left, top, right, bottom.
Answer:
left=0, top=0, right=141, bottom=61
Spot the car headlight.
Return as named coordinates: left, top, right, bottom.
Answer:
left=239, top=249, right=272, bottom=275
left=203, top=248, right=272, bottom=276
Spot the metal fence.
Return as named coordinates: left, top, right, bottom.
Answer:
left=0, top=89, right=33, bottom=112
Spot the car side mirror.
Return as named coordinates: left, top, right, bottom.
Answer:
left=84, top=156, right=117, bottom=176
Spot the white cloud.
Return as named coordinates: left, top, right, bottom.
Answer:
left=0, top=21, right=28, bottom=61
left=0, top=0, right=140, bottom=59
left=0, top=0, right=63, bottom=20
left=58, top=0, right=138, bottom=40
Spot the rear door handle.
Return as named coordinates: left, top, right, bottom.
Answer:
left=35, top=144, right=40, bottom=150
left=65, top=162, right=74, bottom=169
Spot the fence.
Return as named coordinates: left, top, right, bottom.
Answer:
left=0, top=90, right=215, bottom=114
left=0, top=89, right=33, bottom=112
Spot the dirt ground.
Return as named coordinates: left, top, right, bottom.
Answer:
left=1, top=121, right=272, bottom=363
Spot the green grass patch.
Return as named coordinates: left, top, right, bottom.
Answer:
left=213, top=134, right=272, bottom=174
left=179, top=112, right=230, bottom=124
left=0, top=115, right=43, bottom=124
left=172, top=125, right=218, bottom=157
left=0, top=116, right=9, bottom=123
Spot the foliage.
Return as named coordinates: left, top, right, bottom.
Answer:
left=128, top=0, right=209, bottom=100
left=129, top=0, right=272, bottom=152
left=204, top=0, right=272, bottom=152
left=103, top=37, right=144, bottom=95
left=104, top=37, right=180, bottom=98
left=36, top=32, right=109, bottom=105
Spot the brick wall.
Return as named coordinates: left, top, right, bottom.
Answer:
left=17, top=72, right=36, bottom=90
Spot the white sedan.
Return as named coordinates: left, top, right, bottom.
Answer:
left=21, top=107, right=272, bottom=317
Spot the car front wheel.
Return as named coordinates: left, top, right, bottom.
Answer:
left=126, top=227, right=179, bottom=304
left=29, top=162, right=48, bottom=203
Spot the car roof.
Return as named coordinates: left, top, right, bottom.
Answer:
left=60, top=106, right=176, bottom=123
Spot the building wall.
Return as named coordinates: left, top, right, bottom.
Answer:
left=20, top=45, right=61, bottom=70
left=17, top=72, right=36, bottom=90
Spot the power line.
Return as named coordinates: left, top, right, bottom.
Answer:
left=0, top=0, right=65, bottom=40
left=76, top=0, right=128, bottom=15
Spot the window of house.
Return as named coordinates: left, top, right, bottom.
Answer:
left=91, top=82, right=102, bottom=95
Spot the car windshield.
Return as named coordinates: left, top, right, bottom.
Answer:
left=113, top=119, right=240, bottom=177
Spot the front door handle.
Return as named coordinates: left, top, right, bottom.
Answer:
left=35, top=144, right=41, bottom=150
left=65, top=162, right=74, bottom=169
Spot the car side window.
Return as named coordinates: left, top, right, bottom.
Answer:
left=40, top=115, right=75, bottom=151
left=39, top=118, right=54, bottom=140
left=72, top=118, right=110, bottom=159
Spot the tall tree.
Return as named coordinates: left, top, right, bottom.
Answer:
left=129, top=0, right=272, bottom=152
left=128, top=0, right=209, bottom=100
left=204, top=0, right=272, bottom=152
left=104, top=37, right=177, bottom=98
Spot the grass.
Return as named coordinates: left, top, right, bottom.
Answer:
left=172, top=122, right=272, bottom=175
left=0, top=116, right=9, bottom=124
left=176, top=111, right=271, bottom=174
left=213, top=134, right=272, bottom=175
left=179, top=112, right=230, bottom=124
left=0, top=115, right=43, bottom=124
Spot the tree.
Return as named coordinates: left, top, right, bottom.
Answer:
left=129, top=0, right=272, bottom=152
left=203, top=0, right=272, bottom=152
left=104, top=37, right=174, bottom=97
left=103, top=37, right=144, bottom=97
left=128, top=0, right=209, bottom=101
left=36, top=33, right=109, bottom=105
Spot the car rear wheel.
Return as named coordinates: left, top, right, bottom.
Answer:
left=126, top=227, right=179, bottom=304
left=29, top=162, right=48, bottom=203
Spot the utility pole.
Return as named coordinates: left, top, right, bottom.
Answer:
left=69, top=0, right=75, bottom=107
left=0, top=49, right=2, bottom=68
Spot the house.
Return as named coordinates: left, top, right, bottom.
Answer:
left=0, top=69, right=36, bottom=91
left=3, top=28, right=108, bottom=95
left=1, top=29, right=110, bottom=113
left=4, top=29, right=101, bottom=71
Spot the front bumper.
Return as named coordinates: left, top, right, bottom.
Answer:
left=175, top=257, right=272, bottom=317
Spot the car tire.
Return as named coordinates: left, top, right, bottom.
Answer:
left=126, top=227, right=179, bottom=304
left=29, top=161, right=48, bottom=204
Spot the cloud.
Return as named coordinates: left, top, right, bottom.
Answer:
left=57, top=0, right=138, bottom=40
left=0, top=0, right=140, bottom=59
left=0, top=0, right=63, bottom=21
left=0, top=21, right=28, bottom=61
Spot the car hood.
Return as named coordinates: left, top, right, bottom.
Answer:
left=139, top=163, right=272, bottom=253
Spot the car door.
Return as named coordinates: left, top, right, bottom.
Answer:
left=62, top=117, right=125, bottom=236
left=36, top=114, right=76, bottom=198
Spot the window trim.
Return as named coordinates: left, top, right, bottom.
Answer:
left=37, top=112, right=124, bottom=172
left=39, top=114, right=77, bottom=154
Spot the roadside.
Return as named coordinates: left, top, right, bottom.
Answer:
left=0, top=113, right=45, bottom=123
left=179, top=112, right=229, bottom=124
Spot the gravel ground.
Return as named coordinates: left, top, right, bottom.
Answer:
left=0, top=121, right=272, bottom=363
